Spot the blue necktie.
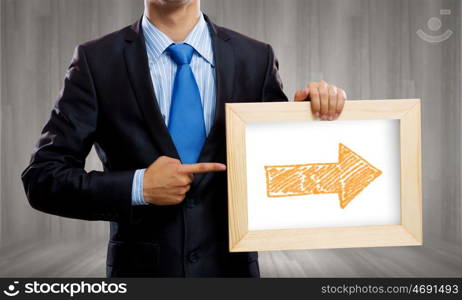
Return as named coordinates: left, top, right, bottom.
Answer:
left=167, top=43, right=206, bottom=164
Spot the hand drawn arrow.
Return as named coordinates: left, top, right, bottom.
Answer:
left=264, top=143, right=382, bottom=208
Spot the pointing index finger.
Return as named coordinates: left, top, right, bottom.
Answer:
left=178, top=163, right=227, bottom=174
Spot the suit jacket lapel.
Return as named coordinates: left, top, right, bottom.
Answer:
left=123, top=16, right=233, bottom=190
left=123, top=19, right=179, bottom=160
left=192, top=16, right=234, bottom=189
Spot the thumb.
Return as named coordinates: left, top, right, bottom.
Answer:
left=157, top=156, right=181, bottom=164
left=294, top=88, right=309, bottom=101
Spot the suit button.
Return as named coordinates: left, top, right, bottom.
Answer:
left=188, top=251, right=200, bottom=263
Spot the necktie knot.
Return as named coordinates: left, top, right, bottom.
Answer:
left=167, top=43, right=194, bottom=65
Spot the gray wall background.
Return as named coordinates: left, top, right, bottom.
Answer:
left=0, top=0, right=461, bottom=277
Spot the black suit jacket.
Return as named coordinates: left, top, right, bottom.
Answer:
left=21, top=15, right=288, bottom=277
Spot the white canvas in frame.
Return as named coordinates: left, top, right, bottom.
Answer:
left=245, top=119, right=401, bottom=230
left=226, top=100, right=422, bottom=252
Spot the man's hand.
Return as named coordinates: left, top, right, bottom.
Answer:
left=294, top=80, right=347, bottom=121
left=143, top=156, right=226, bottom=205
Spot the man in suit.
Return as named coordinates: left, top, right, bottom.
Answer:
left=22, top=0, right=346, bottom=277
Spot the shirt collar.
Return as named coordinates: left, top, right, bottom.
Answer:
left=141, top=12, right=214, bottom=66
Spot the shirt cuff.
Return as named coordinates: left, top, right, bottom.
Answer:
left=131, top=169, right=149, bottom=206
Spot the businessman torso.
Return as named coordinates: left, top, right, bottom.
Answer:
left=22, top=15, right=288, bottom=277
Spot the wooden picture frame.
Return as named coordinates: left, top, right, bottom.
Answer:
left=226, top=99, right=422, bottom=252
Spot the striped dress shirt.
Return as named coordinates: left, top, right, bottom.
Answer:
left=131, top=12, right=216, bottom=205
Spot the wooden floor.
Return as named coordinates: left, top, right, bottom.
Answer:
left=259, top=241, right=462, bottom=277
left=0, top=238, right=108, bottom=277
left=1, top=237, right=462, bottom=277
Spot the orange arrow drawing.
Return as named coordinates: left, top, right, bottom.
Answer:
left=264, top=143, right=382, bottom=208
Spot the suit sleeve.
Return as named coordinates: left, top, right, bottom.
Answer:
left=262, top=44, right=289, bottom=102
left=21, top=45, right=135, bottom=222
